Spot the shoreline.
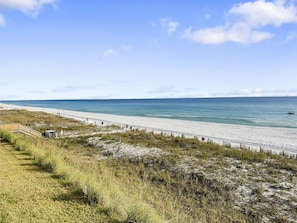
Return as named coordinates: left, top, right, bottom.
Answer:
left=1, top=102, right=296, bottom=155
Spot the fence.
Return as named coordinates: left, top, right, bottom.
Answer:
left=56, top=112, right=297, bottom=156
left=0, top=123, right=42, bottom=138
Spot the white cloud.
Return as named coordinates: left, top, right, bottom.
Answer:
left=184, top=0, right=297, bottom=44
left=0, top=14, right=5, bottom=26
left=160, top=18, right=180, bottom=35
left=0, top=0, right=57, bottom=16
left=213, top=88, right=263, bottom=97
left=184, top=25, right=274, bottom=44
left=237, top=88, right=263, bottom=96
left=213, top=87, right=297, bottom=97
left=102, top=48, right=116, bottom=60
left=0, top=0, right=57, bottom=27
left=168, top=21, right=179, bottom=34
left=229, top=0, right=297, bottom=27
left=259, top=88, right=297, bottom=96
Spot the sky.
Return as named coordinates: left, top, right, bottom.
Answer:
left=1, top=0, right=297, bottom=100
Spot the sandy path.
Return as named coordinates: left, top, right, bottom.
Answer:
left=1, top=103, right=296, bottom=155
left=0, top=142, right=105, bottom=223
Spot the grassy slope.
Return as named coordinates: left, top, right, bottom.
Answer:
left=0, top=142, right=108, bottom=223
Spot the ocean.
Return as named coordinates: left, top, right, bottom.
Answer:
left=2, top=97, right=297, bottom=128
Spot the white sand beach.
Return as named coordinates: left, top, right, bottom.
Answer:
left=1, top=102, right=296, bottom=155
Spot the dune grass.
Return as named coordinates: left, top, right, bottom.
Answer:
left=0, top=130, right=162, bottom=223
left=68, top=130, right=297, bottom=222
left=0, top=142, right=109, bottom=223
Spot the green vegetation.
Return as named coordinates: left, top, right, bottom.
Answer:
left=1, top=109, right=297, bottom=222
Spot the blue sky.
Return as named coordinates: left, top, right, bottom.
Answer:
left=1, top=0, right=297, bottom=100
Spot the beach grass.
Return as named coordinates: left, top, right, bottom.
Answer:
left=0, top=142, right=112, bottom=223
left=1, top=109, right=297, bottom=222
left=0, top=130, right=162, bottom=223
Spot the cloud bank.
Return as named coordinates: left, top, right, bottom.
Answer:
left=213, top=88, right=297, bottom=97
left=184, top=0, right=297, bottom=44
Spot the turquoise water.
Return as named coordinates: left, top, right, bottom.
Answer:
left=2, top=97, right=297, bottom=128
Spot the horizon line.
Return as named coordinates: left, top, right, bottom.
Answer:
left=1, top=95, right=297, bottom=102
